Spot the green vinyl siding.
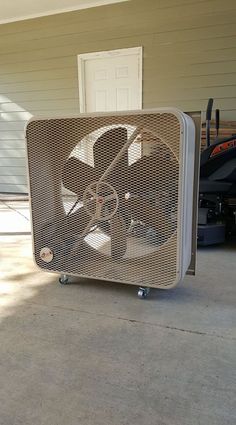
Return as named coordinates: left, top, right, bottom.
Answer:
left=0, top=0, right=236, bottom=193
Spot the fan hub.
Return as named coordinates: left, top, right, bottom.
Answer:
left=97, top=196, right=105, bottom=204
left=83, top=181, right=119, bottom=221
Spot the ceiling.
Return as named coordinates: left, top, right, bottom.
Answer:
left=0, top=0, right=128, bottom=25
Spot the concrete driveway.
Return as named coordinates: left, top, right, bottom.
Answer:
left=0, top=198, right=30, bottom=234
left=0, top=199, right=235, bottom=425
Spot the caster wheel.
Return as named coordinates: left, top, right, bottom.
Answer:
left=59, top=274, right=69, bottom=285
left=138, top=287, right=150, bottom=299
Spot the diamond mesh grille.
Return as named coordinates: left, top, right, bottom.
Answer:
left=26, top=111, right=182, bottom=288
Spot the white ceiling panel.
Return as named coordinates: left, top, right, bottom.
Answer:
left=0, top=0, right=128, bottom=25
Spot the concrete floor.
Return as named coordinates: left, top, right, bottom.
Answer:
left=0, top=201, right=236, bottom=425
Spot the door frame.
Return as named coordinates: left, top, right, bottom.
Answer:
left=77, top=46, right=143, bottom=112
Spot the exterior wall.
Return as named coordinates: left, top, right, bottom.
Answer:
left=0, top=0, right=236, bottom=193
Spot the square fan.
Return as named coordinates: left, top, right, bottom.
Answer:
left=26, top=109, right=195, bottom=297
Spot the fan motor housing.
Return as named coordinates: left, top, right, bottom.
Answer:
left=26, top=108, right=195, bottom=289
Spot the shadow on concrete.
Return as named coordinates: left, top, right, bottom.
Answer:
left=0, top=233, right=236, bottom=425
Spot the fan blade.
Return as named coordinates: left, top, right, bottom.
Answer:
left=62, top=157, right=96, bottom=196
left=110, top=213, right=127, bottom=259
left=93, top=127, right=128, bottom=182
left=129, top=156, right=177, bottom=193
left=64, top=206, right=91, bottom=236
left=66, top=206, right=96, bottom=254
left=127, top=197, right=173, bottom=239
left=42, top=207, right=90, bottom=240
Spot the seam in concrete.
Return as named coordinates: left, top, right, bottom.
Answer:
left=27, top=300, right=236, bottom=342
left=1, top=200, right=30, bottom=221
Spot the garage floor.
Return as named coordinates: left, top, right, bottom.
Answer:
left=0, top=201, right=236, bottom=425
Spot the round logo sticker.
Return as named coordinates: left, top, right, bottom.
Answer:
left=40, top=247, right=54, bottom=263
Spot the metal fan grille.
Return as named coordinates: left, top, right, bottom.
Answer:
left=26, top=111, right=182, bottom=288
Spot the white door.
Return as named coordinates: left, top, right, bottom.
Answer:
left=77, top=47, right=142, bottom=166
left=78, top=47, right=142, bottom=113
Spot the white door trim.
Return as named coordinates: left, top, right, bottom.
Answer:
left=77, top=46, right=143, bottom=112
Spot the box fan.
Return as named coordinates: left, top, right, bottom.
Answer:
left=26, top=109, right=195, bottom=298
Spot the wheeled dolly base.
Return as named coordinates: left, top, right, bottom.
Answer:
left=59, top=275, right=150, bottom=299
left=137, top=287, right=150, bottom=299
left=59, top=274, right=69, bottom=285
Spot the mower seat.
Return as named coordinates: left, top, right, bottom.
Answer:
left=199, top=179, right=232, bottom=194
